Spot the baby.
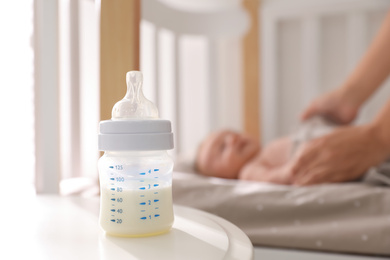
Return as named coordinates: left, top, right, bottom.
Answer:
left=195, top=117, right=335, bottom=184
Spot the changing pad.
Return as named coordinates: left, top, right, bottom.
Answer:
left=172, top=171, right=390, bottom=256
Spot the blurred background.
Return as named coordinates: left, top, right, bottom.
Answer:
left=2, top=0, right=390, bottom=195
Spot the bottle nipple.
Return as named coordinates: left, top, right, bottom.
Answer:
left=112, top=71, right=159, bottom=120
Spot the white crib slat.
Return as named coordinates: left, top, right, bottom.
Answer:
left=208, top=38, right=219, bottom=133
left=70, top=0, right=81, bottom=179
left=261, top=13, right=278, bottom=143
left=154, top=26, right=160, bottom=109
left=34, top=0, right=60, bottom=193
left=302, top=17, right=320, bottom=104
left=59, top=0, right=80, bottom=180
left=173, top=35, right=181, bottom=156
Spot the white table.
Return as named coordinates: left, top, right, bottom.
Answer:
left=1, top=194, right=253, bottom=260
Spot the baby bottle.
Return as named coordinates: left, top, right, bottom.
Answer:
left=98, top=71, right=174, bottom=237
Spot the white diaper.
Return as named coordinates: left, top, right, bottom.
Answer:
left=290, top=116, right=336, bottom=156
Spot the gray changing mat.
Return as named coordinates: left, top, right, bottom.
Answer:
left=172, top=171, right=390, bottom=256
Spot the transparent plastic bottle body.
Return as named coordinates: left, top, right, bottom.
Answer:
left=98, top=150, right=174, bottom=237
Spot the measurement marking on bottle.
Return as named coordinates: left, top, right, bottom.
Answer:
left=141, top=210, right=145, bottom=212
left=154, top=192, right=158, bottom=194
left=111, top=198, right=115, bottom=201
left=109, top=166, right=114, bottom=169
left=154, top=169, right=159, bottom=172
left=140, top=172, right=145, bottom=175
left=140, top=195, right=145, bottom=197
left=155, top=207, right=159, bottom=209
left=140, top=217, right=147, bottom=220
left=111, top=188, right=115, bottom=191
left=139, top=187, right=145, bottom=190
left=155, top=214, right=160, bottom=217
left=154, top=184, right=159, bottom=187
left=154, top=199, right=159, bottom=202
left=111, top=219, right=115, bottom=222
left=111, top=209, right=115, bottom=212
left=140, top=202, right=146, bottom=205
left=110, top=177, right=115, bottom=181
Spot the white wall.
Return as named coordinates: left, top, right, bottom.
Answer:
left=261, top=0, right=390, bottom=143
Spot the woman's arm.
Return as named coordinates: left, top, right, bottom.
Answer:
left=342, top=10, right=390, bottom=104
left=301, top=10, right=390, bottom=123
left=371, top=97, right=390, bottom=149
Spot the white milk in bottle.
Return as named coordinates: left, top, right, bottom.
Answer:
left=98, top=71, right=174, bottom=237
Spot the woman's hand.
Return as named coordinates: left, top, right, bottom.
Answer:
left=301, top=88, right=360, bottom=124
left=289, top=124, right=390, bottom=186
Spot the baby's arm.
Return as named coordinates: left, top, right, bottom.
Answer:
left=238, top=137, right=293, bottom=184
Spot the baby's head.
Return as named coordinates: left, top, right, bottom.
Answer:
left=195, top=130, right=260, bottom=179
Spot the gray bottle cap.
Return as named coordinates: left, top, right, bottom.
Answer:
left=98, top=119, right=174, bottom=151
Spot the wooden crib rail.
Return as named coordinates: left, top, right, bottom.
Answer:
left=100, top=0, right=140, bottom=122
left=243, top=0, right=261, bottom=141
